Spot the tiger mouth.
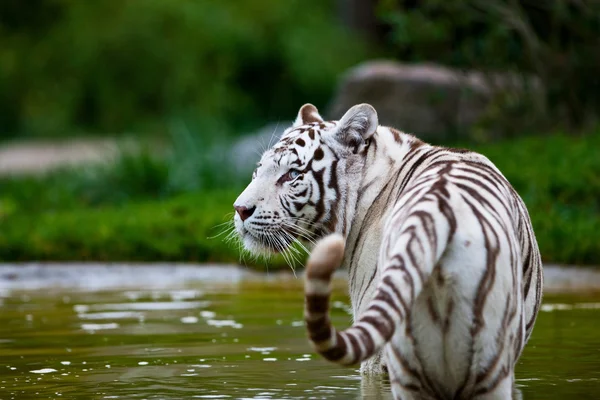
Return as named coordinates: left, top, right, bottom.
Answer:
left=243, top=228, right=298, bottom=254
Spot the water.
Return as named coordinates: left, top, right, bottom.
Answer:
left=0, top=265, right=599, bottom=399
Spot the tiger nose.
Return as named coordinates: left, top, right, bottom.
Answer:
left=234, top=205, right=256, bottom=222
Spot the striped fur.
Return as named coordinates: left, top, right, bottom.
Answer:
left=234, top=103, right=543, bottom=399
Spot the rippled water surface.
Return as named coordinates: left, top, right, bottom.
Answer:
left=0, top=265, right=599, bottom=399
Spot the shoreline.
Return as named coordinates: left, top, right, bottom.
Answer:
left=0, top=263, right=597, bottom=293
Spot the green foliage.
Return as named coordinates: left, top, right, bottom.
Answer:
left=378, top=0, right=600, bottom=129
left=0, top=132, right=599, bottom=267
left=0, top=1, right=367, bottom=138
left=64, top=124, right=245, bottom=206
left=0, top=122, right=245, bottom=210
left=0, top=190, right=291, bottom=269
left=477, top=133, right=600, bottom=265
left=1, top=191, right=225, bottom=262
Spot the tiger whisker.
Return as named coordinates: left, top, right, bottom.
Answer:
left=268, top=121, right=281, bottom=149
left=281, top=222, right=318, bottom=246
left=268, top=231, right=295, bottom=272
left=209, top=224, right=236, bottom=240
left=281, top=224, right=317, bottom=250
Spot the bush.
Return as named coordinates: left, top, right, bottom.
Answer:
left=477, top=133, right=600, bottom=265
left=0, top=190, right=296, bottom=270
left=0, top=1, right=367, bottom=138
left=377, top=0, right=600, bottom=130
left=0, top=122, right=247, bottom=210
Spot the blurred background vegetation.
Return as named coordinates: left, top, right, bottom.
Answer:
left=377, top=0, right=600, bottom=130
left=0, top=0, right=599, bottom=268
left=0, top=0, right=366, bottom=139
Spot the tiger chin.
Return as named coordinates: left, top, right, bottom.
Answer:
left=233, top=103, right=543, bottom=399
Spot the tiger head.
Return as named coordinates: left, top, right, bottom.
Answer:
left=233, top=103, right=379, bottom=256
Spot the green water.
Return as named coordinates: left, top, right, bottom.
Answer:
left=1, top=273, right=599, bottom=399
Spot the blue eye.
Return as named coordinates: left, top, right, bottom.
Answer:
left=278, top=169, right=302, bottom=185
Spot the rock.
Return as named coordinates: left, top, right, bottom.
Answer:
left=230, top=122, right=291, bottom=175
left=327, top=60, right=541, bottom=141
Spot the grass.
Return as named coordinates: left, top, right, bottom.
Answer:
left=477, top=133, right=600, bottom=265
left=0, top=131, right=599, bottom=268
left=0, top=190, right=297, bottom=270
left=1, top=190, right=234, bottom=262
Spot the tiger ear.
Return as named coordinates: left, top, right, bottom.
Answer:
left=294, top=103, right=324, bottom=127
left=335, top=104, right=378, bottom=148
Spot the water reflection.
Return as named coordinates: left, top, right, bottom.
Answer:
left=0, top=266, right=599, bottom=399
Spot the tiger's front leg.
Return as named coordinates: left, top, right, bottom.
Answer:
left=473, top=374, right=514, bottom=400
left=360, top=350, right=388, bottom=375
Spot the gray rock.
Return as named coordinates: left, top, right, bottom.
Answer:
left=230, top=122, right=291, bottom=175
left=327, top=60, right=541, bottom=141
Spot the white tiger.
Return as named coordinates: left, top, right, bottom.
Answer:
left=233, top=103, right=543, bottom=399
